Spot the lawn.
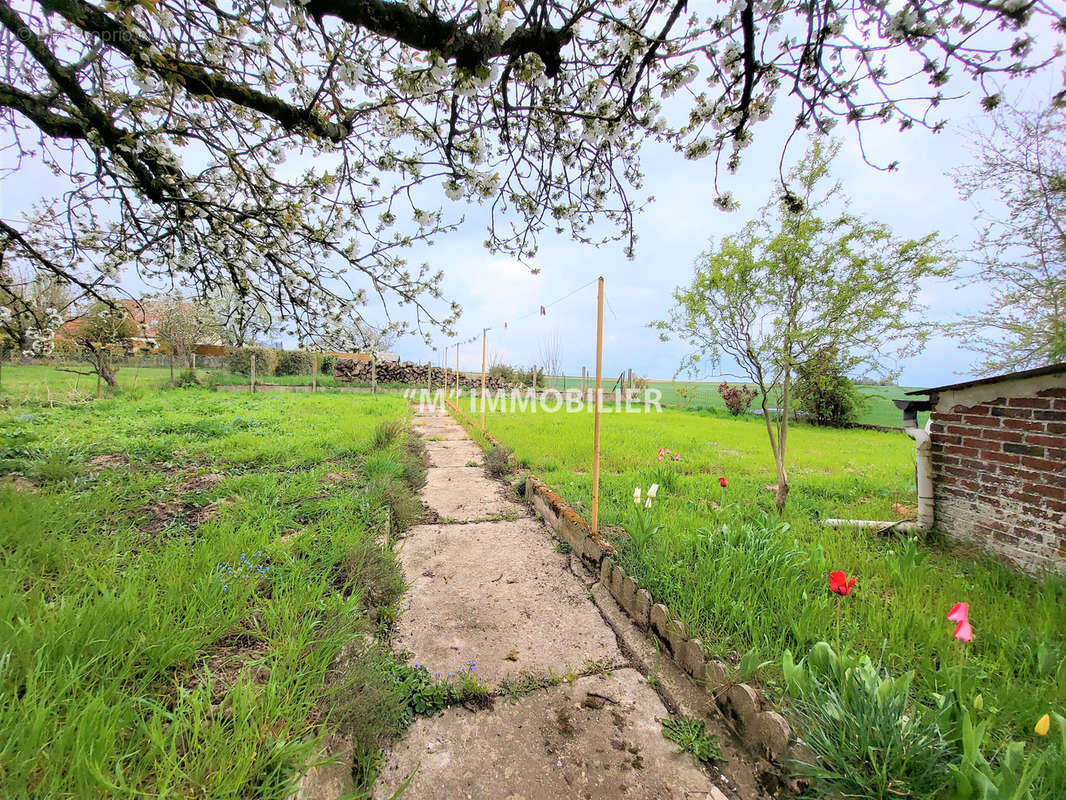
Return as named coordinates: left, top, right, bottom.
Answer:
left=0, top=388, right=455, bottom=798
left=543, top=376, right=928, bottom=428
left=464, top=401, right=1066, bottom=796
left=0, top=363, right=418, bottom=405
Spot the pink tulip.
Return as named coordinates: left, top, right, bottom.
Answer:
left=953, top=620, right=973, bottom=642
left=947, top=602, right=968, bottom=623
left=674, top=454, right=681, bottom=461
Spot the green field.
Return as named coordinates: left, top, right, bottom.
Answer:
left=0, top=388, right=482, bottom=797
left=543, top=376, right=927, bottom=428
left=464, top=401, right=1066, bottom=797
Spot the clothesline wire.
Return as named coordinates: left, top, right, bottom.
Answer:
left=444, top=275, right=604, bottom=347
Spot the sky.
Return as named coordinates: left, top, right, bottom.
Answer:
left=2, top=15, right=1062, bottom=390
left=393, top=80, right=1030, bottom=389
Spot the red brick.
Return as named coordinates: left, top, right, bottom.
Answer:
left=1020, top=455, right=1061, bottom=472
left=962, top=414, right=1000, bottom=427
left=980, top=429, right=1024, bottom=443
left=961, top=437, right=986, bottom=450
left=991, top=406, right=1034, bottom=419
left=1036, top=387, right=1066, bottom=399
left=1047, top=422, right=1066, bottom=434
left=952, top=403, right=995, bottom=414
left=934, top=412, right=963, bottom=423
left=1026, top=433, right=1066, bottom=448
left=945, top=425, right=973, bottom=437
left=1004, top=443, right=1045, bottom=457
left=1055, top=399, right=1066, bottom=411
left=943, top=444, right=980, bottom=459
left=1008, top=396, right=1052, bottom=409
left=1003, top=418, right=1044, bottom=431
left=986, top=451, right=1021, bottom=466
left=1034, top=410, right=1066, bottom=422
left=1031, top=483, right=1066, bottom=501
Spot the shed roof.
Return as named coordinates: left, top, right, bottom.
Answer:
left=905, top=362, right=1066, bottom=397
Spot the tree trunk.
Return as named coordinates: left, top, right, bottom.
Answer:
left=371, top=356, right=377, bottom=394
left=170, top=354, right=174, bottom=383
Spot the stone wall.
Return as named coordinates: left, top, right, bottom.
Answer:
left=928, top=374, right=1066, bottom=571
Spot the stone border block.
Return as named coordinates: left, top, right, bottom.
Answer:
left=702, top=660, right=728, bottom=690
left=665, top=617, right=688, bottom=657
left=631, top=588, right=651, bottom=630
left=679, top=637, right=706, bottom=679
left=753, top=711, right=791, bottom=762
left=650, top=603, right=671, bottom=640
left=720, top=683, right=761, bottom=730
left=599, top=555, right=615, bottom=587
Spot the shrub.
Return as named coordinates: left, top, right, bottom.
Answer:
left=794, top=360, right=865, bottom=427
left=320, top=354, right=337, bottom=375
left=276, top=349, right=312, bottom=375
left=717, top=382, right=757, bottom=415
left=226, top=346, right=277, bottom=376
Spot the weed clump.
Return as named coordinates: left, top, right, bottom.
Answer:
left=484, top=444, right=514, bottom=478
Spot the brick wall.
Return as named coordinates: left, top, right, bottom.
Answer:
left=928, top=383, right=1066, bottom=571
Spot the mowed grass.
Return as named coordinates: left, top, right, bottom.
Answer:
left=0, top=389, right=425, bottom=798
left=468, top=402, right=1066, bottom=760
left=543, top=376, right=928, bottom=428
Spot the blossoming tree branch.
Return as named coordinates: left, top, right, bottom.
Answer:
left=1, top=0, right=1063, bottom=344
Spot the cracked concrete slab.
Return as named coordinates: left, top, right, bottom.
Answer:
left=372, top=668, right=727, bottom=800
left=421, top=466, right=521, bottom=521
left=394, top=519, right=622, bottom=686
left=425, top=439, right=485, bottom=468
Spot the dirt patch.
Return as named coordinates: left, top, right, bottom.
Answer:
left=323, top=471, right=353, bottom=484
left=2, top=476, right=38, bottom=493
left=177, top=472, right=225, bottom=494
left=86, top=453, right=128, bottom=468
left=140, top=497, right=232, bottom=535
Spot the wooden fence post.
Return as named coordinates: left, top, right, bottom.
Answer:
left=312, top=353, right=318, bottom=392
left=480, top=328, right=487, bottom=431
left=592, top=277, right=605, bottom=535
left=250, top=354, right=256, bottom=393
left=455, top=343, right=460, bottom=397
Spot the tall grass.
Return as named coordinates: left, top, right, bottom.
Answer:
left=471, top=403, right=1066, bottom=792
left=0, top=389, right=427, bottom=797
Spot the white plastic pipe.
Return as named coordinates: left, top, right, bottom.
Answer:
left=823, top=420, right=934, bottom=535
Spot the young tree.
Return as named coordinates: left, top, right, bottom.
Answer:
left=0, top=0, right=1059, bottom=338
left=538, top=332, right=563, bottom=380
left=951, top=101, right=1066, bottom=374
left=212, top=289, right=276, bottom=348
left=653, top=139, right=950, bottom=512
left=153, top=297, right=212, bottom=379
left=58, top=302, right=138, bottom=388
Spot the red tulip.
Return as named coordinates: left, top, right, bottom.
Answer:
left=946, top=602, right=968, bottom=624
left=953, top=620, right=973, bottom=642
left=829, top=570, right=857, bottom=596
left=719, top=476, right=727, bottom=488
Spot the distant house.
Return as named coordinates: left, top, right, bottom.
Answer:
left=901, top=363, right=1066, bottom=572
left=117, top=299, right=224, bottom=350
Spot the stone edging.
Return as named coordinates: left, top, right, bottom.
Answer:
left=524, top=476, right=805, bottom=766
left=442, top=398, right=808, bottom=767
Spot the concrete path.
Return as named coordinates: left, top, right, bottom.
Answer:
left=373, top=407, right=739, bottom=800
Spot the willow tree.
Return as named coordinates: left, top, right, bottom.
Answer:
left=653, top=139, right=951, bottom=512
left=0, top=0, right=1061, bottom=348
